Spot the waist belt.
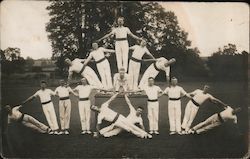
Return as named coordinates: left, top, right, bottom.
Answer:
left=218, top=113, right=224, bottom=123
left=169, top=97, right=181, bottom=101
left=42, top=100, right=51, bottom=105
left=79, top=65, right=85, bottom=75
left=153, top=62, right=161, bottom=72
left=60, top=96, right=69, bottom=100
left=131, top=57, right=142, bottom=63
left=79, top=97, right=90, bottom=101
left=17, top=113, right=25, bottom=122
left=191, top=99, right=200, bottom=107
left=111, top=113, right=120, bottom=123
left=96, top=57, right=106, bottom=64
left=148, top=99, right=158, bottom=102
left=115, top=38, right=127, bottom=41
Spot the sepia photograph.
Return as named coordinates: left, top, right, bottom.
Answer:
left=0, top=1, right=249, bottom=158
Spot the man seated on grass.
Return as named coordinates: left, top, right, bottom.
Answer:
left=4, top=105, right=52, bottom=134
left=91, top=93, right=152, bottom=139
left=99, top=94, right=145, bottom=137
left=189, top=106, right=241, bottom=134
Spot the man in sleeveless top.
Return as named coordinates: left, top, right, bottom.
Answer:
left=97, top=17, right=142, bottom=72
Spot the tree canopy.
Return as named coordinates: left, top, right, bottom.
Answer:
left=207, top=43, right=248, bottom=81
left=46, top=1, right=207, bottom=78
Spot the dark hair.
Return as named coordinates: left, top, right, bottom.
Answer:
left=117, top=16, right=124, bottom=20
left=232, top=107, right=241, bottom=115
left=4, top=105, right=12, bottom=113
left=148, top=77, right=154, bottom=80
left=171, top=77, right=177, bottom=80
left=119, top=68, right=125, bottom=71
left=137, top=106, right=144, bottom=110
left=40, top=80, right=47, bottom=84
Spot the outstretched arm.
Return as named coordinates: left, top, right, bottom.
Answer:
left=125, top=94, right=136, bottom=112
left=128, top=32, right=142, bottom=41
left=22, top=95, right=36, bottom=105
left=106, top=92, right=119, bottom=105
left=145, top=49, right=155, bottom=59
left=97, top=32, right=113, bottom=42
left=68, top=87, right=78, bottom=96
left=67, top=71, right=73, bottom=81
left=103, top=48, right=115, bottom=53
left=82, top=54, right=93, bottom=67
left=210, top=96, right=227, bottom=109
left=180, top=88, right=192, bottom=99
left=141, top=59, right=157, bottom=62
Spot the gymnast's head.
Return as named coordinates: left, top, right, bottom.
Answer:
left=136, top=106, right=144, bottom=116
left=92, top=42, right=99, bottom=50
left=171, top=77, right=178, bottom=86
left=119, top=68, right=126, bottom=78
left=64, top=58, right=72, bottom=65
left=148, top=77, right=155, bottom=86
left=117, top=17, right=125, bottom=26
left=4, top=105, right=12, bottom=114
left=91, top=105, right=100, bottom=113
left=140, top=39, right=147, bottom=47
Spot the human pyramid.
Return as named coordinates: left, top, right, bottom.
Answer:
left=5, top=17, right=241, bottom=139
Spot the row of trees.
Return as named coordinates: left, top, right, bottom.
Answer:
left=46, top=1, right=206, bottom=77
left=0, top=48, right=26, bottom=75
left=1, top=2, right=248, bottom=82
left=207, top=44, right=248, bottom=81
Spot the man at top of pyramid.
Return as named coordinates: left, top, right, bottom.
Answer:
left=97, top=16, right=143, bottom=72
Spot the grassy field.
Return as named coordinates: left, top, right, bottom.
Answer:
left=1, top=81, right=249, bottom=158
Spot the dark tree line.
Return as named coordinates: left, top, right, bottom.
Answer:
left=0, top=48, right=26, bottom=75
left=207, top=44, right=248, bottom=81
left=46, top=1, right=207, bottom=79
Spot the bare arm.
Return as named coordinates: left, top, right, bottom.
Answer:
left=106, top=93, right=119, bottom=105
left=103, top=48, right=115, bottom=53
left=82, top=54, right=93, bottom=67
left=128, top=32, right=142, bottom=41
left=97, top=32, right=113, bottom=42
left=142, top=59, right=157, bottom=62
left=180, top=88, right=192, bottom=99
left=125, top=94, right=136, bottom=112
left=210, top=97, right=227, bottom=109
left=68, top=87, right=78, bottom=96
left=158, top=89, right=164, bottom=97
left=22, top=95, right=36, bottom=105
left=187, top=89, right=198, bottom=97
left=145, top=49, right=155, bottom=59
left=67, top=71, right=73, bottom=81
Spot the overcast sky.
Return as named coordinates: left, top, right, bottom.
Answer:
left=1, top=1, right=249, bottom=59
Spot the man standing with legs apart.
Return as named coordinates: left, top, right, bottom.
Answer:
left=65, top=58, right=103, bottom=88
left=22, top=81, right=61, bottom=135
left=128, top=40, right=155, bottom=90
left=82, top=43, right=115, bottom=90
left=181, top=85, right=227, bottom=134
left=91, top=93, right=152, bottom=139
left=140, top=77, right=163, bottom=135
left=97, top=17, right=142, bottom=72
left=139, top=57, right=176, bottom=89
left=54, top=79, right=76, bottom=134
left=73, top=78, right=103, bottom=135
left=163, top=77, right=191, bottom=135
